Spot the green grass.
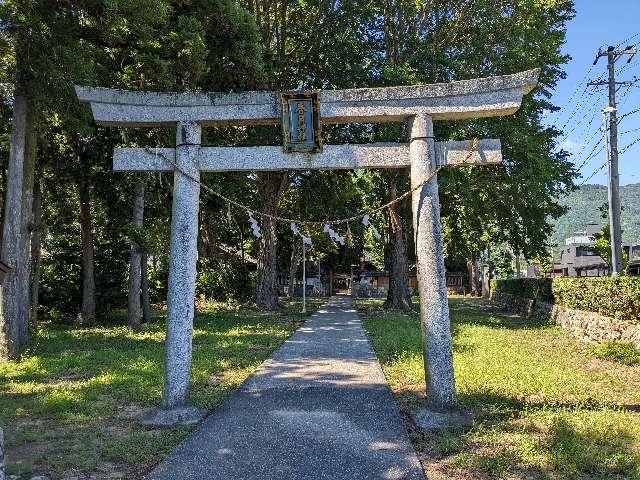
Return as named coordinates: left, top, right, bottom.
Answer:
left=592, top=341, right=640, bottom=366
left=359, top=297, right=640, bottom=480
left=0, top=298, right=321, bottom=479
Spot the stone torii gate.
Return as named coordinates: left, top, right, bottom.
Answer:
left=76, top=69, right=538, bottom=426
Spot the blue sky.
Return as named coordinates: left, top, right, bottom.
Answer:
left=546, top=1, right=640, bottom=186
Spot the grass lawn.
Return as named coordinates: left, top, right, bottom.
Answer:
left=358, top=297, right=640, bottom=480
left=0, top=298, right=321, bottom=479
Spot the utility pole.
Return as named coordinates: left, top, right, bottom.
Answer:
left=589, top=45, right=637, bottom=274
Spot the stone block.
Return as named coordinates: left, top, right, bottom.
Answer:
left=411, top=408, right=474, bottom=431
left=491, top=291, right=640, bottom=348
left=141, top=405, right=207, bottom=428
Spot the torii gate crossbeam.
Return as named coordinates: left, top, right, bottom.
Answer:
left=76, top=69, right=538, bottom=427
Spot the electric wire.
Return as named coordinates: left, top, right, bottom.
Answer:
left=579, top=162, right=607, bottom=186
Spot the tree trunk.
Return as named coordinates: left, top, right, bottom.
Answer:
left=77, top=167, right=96, bottom=325
left=141, top=253, right=151, bottom=323
left=30, top=178, right=42, bottom=328
left=287, top=236, right=298, bottom=298
left=128, top=182, right=145, bottom=330
left=515, top=252, right=521, bottom=278
left=466, top=258, right=474, bottom=296
left=384, top=176, right=413, bottom=311
left=17, top=99, right=36, bottom=347
left=0, top=93, right=33, bottom=359
left=255, top=172, right=288, bottom=310
left=328, top=269, right=333, bottom=296
left=468, top=252, right=480, bottom=296
left=0, top=152, right=5, bottom=247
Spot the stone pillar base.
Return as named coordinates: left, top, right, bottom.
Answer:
left=141, top=404, right=207, bottom=428
left=411, top=408, right=473, bottom=431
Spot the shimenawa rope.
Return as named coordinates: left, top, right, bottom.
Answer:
left=144, top=136, right=479, bottom=227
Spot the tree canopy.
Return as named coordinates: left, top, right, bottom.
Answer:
left=0, top=0, right=576, bottom=353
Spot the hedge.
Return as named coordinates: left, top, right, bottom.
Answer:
left=491, top=276, right=640, bottom=322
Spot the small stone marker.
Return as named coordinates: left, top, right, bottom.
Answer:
left=482, top=265, right=491, bottom=298
left=76, top=69, right=539, bottom=427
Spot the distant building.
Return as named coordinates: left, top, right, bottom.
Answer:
left=559, top=223, right=608, bottom=277
left=558, top=223, right=640, bottom=277
left=550, top=263, right=564, bottom=277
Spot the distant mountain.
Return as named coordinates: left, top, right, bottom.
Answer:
left=550, top=183, right=640, bottom=249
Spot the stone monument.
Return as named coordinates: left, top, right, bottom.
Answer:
left=76, top=69, right=539, bottom=426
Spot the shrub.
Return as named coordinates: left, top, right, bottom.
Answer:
left=552, top=277, right=640, bottom=321
left=592, top=341, right=640, bottom=366
left=196, top=255, right=254, bottom=302
left=492, top=276, right=640, bottom=322
left=490, top=278, right=553, bottom=302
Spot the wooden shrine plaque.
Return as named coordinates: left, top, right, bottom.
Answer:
left=280, top=91, right=322, bottom=153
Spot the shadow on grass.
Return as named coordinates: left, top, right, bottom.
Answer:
left=362, top=298, right=640, bottom=479
left=1, top=299, right=326, bottom=478
left=544, top=416, right=639, bottom=478
left=0, top=306, right=302, bottom=421
left=362, top=300, right=551, bottom=364
left=458, top=390, right=640, bottom=417
left=405, top=389, right=640, bottom=479
left=450, top=303, right=551, bottom=331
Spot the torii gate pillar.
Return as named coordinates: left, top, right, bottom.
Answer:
left=410, top=114, right=456, bottom=409
left=157, top=122, right=206, bottom=423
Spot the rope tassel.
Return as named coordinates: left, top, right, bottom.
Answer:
left=249, top=213, right=261, bottom=238
left=292, top=222, right=312, bottom=246
left=323, top=224, right=345, bottom=245
left=362, top=214, right=381, bottom=240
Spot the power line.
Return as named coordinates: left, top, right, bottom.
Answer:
left=570, top=52, right=638, bottom=171
left=618, top=105, right=640, bottom=122
left=569, top=92, right=639, bottom=179
left=620, top=135, right=640, bottom=154
left=553, top=33, right=640, bottom=126
left=565, top=82, right=636, bottom=169
left=557, top=74, right=637, bottom=144
left=573, top=138, right=604, bottom=173
left=549, top=65, right=597, bottom=122
left=565, top=35, right=640, bottom=190
left=557, top=85, right=599, bottom=134
left=563, top=67, right=597, bottom=107
left=618, top=126, right=640, bottom=136
left=615, top=32, right=640, bottom=49
left=579, top=162, right=607, bottom=186
left=561, top=105, right=599, bottom=146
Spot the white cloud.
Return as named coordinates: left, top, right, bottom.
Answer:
left=560, top=138, right=584, bottom=155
